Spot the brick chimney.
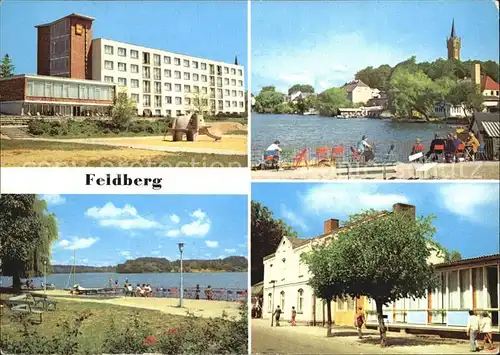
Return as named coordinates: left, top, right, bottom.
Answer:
left=472, top=63, right=481, bottom=86
left=392, top=203, right=416, bottom=219
left=324, top=219, right=339, bottom=233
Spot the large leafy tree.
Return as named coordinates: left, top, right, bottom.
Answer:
left=254, top=87, right=286, bottom=114
left=302, top=209, right=439, bottom=346
left=288, top=84, right=315, bottom=95
left=316, top=87, right=351, bottom=116
left=355, top=64, right=392, bottom=91
left=251, top=201, right=298, bottom=285
left=446, top=81, right=484, bottom=121
left=388, top=68, right=441, bottom=120
left=0, top=53, right=15, bottom=78
left=0, top=195, right=58, bottom=293
left=111, top=90, right=137, bottom=129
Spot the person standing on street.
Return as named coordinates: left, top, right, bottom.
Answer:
left=272, top=305, right=282, bottom=327
left=467, top=310, right=480, bottom=352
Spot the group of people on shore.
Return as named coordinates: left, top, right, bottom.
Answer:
left=413, top=131, right=481, bottom=163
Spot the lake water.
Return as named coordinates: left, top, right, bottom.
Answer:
left=0, top=272, right=247, bottom=291
left=251, top=114, right=455, bottom=164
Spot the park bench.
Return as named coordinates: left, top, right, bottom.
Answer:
left=6, top=294, right=44, bottom=324
left=31, top=293, right=57, bottom=311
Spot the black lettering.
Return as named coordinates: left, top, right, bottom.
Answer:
left=86, top=174, right=95, bottom=185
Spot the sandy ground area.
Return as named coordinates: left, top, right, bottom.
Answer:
left=252, top=161, right=500, bottom=180
left=42, top=290, right=241, bottom=319
left=252, top=319, right=487, bottom=354
left=20, top=135, right=247, bottom=155
left=0, top=146, right=175, bottom=167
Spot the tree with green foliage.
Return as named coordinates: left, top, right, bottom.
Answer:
left=288, top=84, right=315, bottom=95
left=254, top=87, right=285, bottom=114
left=0, top=53, right=15, bottom=78
left=302, top=209, right=439, bottom=346
left=251, top=201, right=298, bottom=285
left=446, top=81, right=484, bottom=121
left=276, top=101, right=294, bottom=114
left=388, top=68, right=441, bottom=120
left=0, top=195, right=58, bottom=293
left=111, top=90, right=137, bottom=129
left=355, top=64, right=392, bottom=91
left=316, top=87, right=350, bottom=116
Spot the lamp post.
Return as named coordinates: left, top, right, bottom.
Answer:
left=43, top=260, right=47, bottom=295
left=178, top=242, right=184, bottom=307
left=270, top=280, right=276, bottom=326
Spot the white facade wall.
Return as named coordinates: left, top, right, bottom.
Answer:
left=351, top=86, right=373, bottom=104
left=262, top=237, right=326, bottom=324
left=434, top=103, right=472, bottom=118
left=91, top=38, right=245, bottom=117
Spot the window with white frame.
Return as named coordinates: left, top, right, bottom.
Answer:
left=448, top=270, right=459, bottom=309
left=268, top=293, right=273, bottom=313
left=154, top=82, right=161, bottom=94
left=460, top=269, right=471, bottom=309
left=193, top=73, right=199, bottom=81
left=224, top=89, right=230, bottom=96
left=201, top=75, right=207, bottom=82
left=225, top=100, right=230, bottom=107
left=131, top=79, right=139, bottom=88
left=238, top=69, right=243, bottom=76
left=201, top=87, right=207, bottom=94
left=143, top=81, right=151, bottom=93
left=193, top=86, right=199, bottom=93
left=184, top=85, right=190, bottom=93
left=175, top=97, right=182, bottom=105
left=153, top=54, right=161, bottom=66
left=174, top=71, right=181, bottom=79
left=165, top=96, right=172, bottom=104
left=130, top=50, right=139, bottom=59
left=131, top=93, right=139, bottom=103
left=118, top=47, right=126, bottom=57
left=231, top=68, right=236, bottom=75
left=232, top=101, right=237, bottom=107
left=239, top=91, right=244, bottom=97
left=224, top=78, right=229, bottom=85
left=104, top=45, right=113, bottom=55
left=224, top=67, right=229, bottom=74
left=184, top=72, right=190, bottom=80
left=164, top=69, right=171, bottom=78
left=238, top=80, right=243, bottom=86
left=166, top=109, right=171, bottom=116
left=117, top=77, right=127, bottom=86
left=165, top=83, right=172, bottom=91
left=104, top=76, right=114, bottom=83
left=239, top=101, right=244, bottom=108
left=232, top=90, right=237, bottom=97
left=280, top=291, right=285, bottom=310
left=104, top=61, right=113, bottom=70
left=201, top=62, right=207, bottom=70
left=174, top=84, right=181, bottom=92
left=473, top=267, right=485, bottom=309
left=231, top=79, right=236, bottom=86
left=183, top=59, right=189, bottom=67
left=192, top=61, right=198, bottom=69
left=154, top=95, right=162, bottom=107
left=143, top=94, right=151, bottom=107
left=164, top=56, right=171, bottom=64
left=185, top=97, right=191, bottom=105
left=143, top=66, right=150, bottom=79
left=131, top=64, right=139, bottom=73
left=154, top=68, right=161, bottom=80
left=174, top=58, right=180, bottom=66
left=118, top=62, right=126, bottom=72
left=297, top=289, right=304, bottom=313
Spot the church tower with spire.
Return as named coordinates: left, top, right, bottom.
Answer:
left=447, top=19, right=461, bottom=61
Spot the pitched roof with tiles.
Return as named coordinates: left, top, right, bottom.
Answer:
left=343, top=80, right=369, bottom=92
left=435, top=254, right=499, bottom=269
left=481, top=75, right=500, bottom=91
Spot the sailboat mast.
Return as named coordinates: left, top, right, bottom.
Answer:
left=72, top=249, right=76, bottom=287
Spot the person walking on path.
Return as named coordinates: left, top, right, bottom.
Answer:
left=272, top=306, right=282, bottom=327
left=467, top=310, right=480, bottom=352
left=354, top=307, right=366, bottom=339
left=480, top=311, right=494, bottom=351
left=290, top=307, right=297, bottom=326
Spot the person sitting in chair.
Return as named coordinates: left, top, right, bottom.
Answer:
left=444, top=133, right=457, bottom=163
left=425, top=133, right=445, bottom=162
left=263, top=140, right=282, bottom=169
left=357, top=135, right=374, bottom=162
left=465, top=132, right=480, bottom=161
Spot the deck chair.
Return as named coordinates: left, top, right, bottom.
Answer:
left=263, top=150, right=279, bottom=170
left=314, top=147, right=329, bottom=165
left=292, top=149, right=308, bottom=168
left=464, top=145, right=476, bottom=161
left=433, top=144, right=445, bottom=162
left=455, top=143, right=465, bottom=161
left=350, top=146, right=362, bottom=162
left=330, top=146, right=344, bottom=163
left=475, top=144, right=487, bottom=160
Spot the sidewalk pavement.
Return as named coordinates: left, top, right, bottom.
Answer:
left=252, top=319, right=498, bottom=354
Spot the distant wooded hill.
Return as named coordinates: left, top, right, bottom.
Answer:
left=50, top=256, right=248, bottom=274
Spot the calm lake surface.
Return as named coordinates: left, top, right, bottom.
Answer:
left=0, top=272, right=247, bottom=290
left=251, top=114, right=455, bottom=163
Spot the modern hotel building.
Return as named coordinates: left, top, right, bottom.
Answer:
left=0, top=13, right=245, bottom=117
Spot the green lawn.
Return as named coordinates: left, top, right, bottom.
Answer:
left=1, top=139, right=248, bottom=167
left=0, top=295, right=247, bottom=354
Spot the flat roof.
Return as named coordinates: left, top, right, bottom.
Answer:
left=93, top=37, right=244, bottom=69
left=35, top=13, right=95, bottom=28
left=0, top=74, right=114, bottom=87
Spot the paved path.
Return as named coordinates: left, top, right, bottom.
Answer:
left=20, top=136, right=247, bottom=156
left=252, top=161, right=500, bottom=180
left=252, top=319, right=476, bottom=354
